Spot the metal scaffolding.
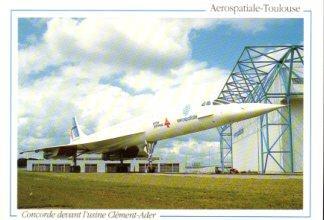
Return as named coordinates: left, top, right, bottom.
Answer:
left=217, top=45, right=304, bottom=173
left=217, top=124, right=232, bottom=171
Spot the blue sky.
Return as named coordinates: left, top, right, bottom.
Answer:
left=190, top=19, right=303, bottom=69
left=18, top=18, right=303, bottom=165
left=19, top=18, right=303, bottom=72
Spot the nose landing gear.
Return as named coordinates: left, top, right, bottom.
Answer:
left=145, top=141, right=157, bottom=173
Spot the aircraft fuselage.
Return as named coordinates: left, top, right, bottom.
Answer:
left=72, top=102, right=283, bottom=159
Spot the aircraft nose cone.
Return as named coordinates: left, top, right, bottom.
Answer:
left=244, top=103, right=285, bottom=116
left=214, top=103, right=285, bottom=125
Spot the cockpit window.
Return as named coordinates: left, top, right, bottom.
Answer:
left=215, top=99, right=230, bottom=104
left=202, top=99, right=231, bottom=106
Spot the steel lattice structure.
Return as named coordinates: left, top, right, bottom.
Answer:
left=217, top=45, right=304, bottom=173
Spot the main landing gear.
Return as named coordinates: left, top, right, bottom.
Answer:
left=145, top=141, right=157, bottom=173
left=70, top=154, right=81, bottom=173
left=117, top=155, right=129, bottom=173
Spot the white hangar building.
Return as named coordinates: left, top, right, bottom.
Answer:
left=27, top=158, right=184, bottom=173
left=217, top=46, right=304, bottom=174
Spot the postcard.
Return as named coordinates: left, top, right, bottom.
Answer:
left=0, top=0, right=323, bottom=219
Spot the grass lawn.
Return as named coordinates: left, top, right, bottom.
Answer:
left=18, top=170, right=303, bottom=209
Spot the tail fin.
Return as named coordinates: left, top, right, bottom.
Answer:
left=70, top=116, right=86, bottom=143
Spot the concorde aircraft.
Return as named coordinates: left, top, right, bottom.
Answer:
left=20, top=99, right=284, bottom=172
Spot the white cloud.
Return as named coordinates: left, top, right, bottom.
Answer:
left=222, top=19, right=267, bottom=34
left=121, top=61, right=228, bottom=107
left=120, top=70, right=176, bottom=93
left=155, top=139, right=220, bottom=165
left=19, top=18, right=269, bottom=76
left=19, top=18, right=216, bottom=76
left=18, top=18, right=271, bottom=154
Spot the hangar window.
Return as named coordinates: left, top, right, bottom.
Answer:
left=234, top=128, right=244, bottom=137
left=85, top=164, right=97, bottom=173
left=292, top=77, right=303, bottom=84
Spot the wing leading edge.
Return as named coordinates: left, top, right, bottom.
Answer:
left=20, top=131, right=145, bottom=159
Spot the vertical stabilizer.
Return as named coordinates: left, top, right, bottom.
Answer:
left=70, top=116, right=86, bottom=143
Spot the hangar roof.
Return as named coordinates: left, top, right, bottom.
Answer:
left=217, top=45, right=304, bottom=104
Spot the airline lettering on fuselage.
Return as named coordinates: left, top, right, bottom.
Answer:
left=153, top=121, right=163, bottom=128
left=177, top=115, right=197, bottom=123
left=152, top=118, right=171, bottom=128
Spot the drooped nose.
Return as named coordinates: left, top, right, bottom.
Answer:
left=241, top=103, right=285, bottom=118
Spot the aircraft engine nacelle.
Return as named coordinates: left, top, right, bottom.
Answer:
left=101, top=146, right=140, bottom=161
left=43, top=147, right=77, bottom=159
